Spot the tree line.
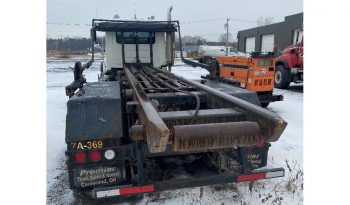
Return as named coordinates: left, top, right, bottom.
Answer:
left=47, top=37, right=103, bottom=53
left=47, top=34, right=238, bottom=53
left=174, top=34, right=237, bottom=50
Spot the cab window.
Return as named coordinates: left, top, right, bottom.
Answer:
left=230, top=47, right=238, bottom=53
left=116, top=32, right=155, bottom=44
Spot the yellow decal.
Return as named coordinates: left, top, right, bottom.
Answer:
left=71, top=140, right=104, bottom=150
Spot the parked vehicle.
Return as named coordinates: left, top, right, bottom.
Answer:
left=274, top=38, right=303, bottom=89
left=214, top=54, right=283, bottom=107
left=185, top=52, right=283, bottom=108
left=198, top=45, right=238, bottom=57
left=64, top=17, right=287, bottom=199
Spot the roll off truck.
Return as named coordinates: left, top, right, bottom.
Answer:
left=64, top=16, right=287, bottom=199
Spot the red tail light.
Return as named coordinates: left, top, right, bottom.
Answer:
left=256, top=139, right=266, bottom=147
left=75, top=152, right=86, bottom=163
left=90, top=151, right=101, bottom=162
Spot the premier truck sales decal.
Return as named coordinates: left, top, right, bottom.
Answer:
left=74, top=167, right=122, bottom=188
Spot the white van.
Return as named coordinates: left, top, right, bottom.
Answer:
left=198, top=45, right=238, bottom=57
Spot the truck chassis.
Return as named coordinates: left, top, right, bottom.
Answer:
left=64, top=19, right=287, bottom=199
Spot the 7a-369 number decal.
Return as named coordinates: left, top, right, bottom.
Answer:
left=71, top=140, right=103, bottom=150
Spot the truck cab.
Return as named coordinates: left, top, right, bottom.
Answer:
left=226, top=46, right=239, bottom=56
left=274, top=37, right=303, bottom=89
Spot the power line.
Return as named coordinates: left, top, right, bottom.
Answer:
left=46, top=17, right=253, bottom=39
left=46, top=16, right=256, bottom=27
left=181, top=17, right=255, bottom=24
left=181, top=18, right=225, bottom=24
left=47, top=22, right=90, bottom=26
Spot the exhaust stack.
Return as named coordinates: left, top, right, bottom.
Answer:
left=166, top=6, right=174, bottom=71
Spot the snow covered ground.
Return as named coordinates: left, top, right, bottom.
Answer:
left=47, top=60, right=303, bottom=204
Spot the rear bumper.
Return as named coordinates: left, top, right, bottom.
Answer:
left=258, top=93, right=283, bottom=104
left=271, top=94, right=284, bottom=102
left=291, top=68, right=303, bottom=83
left=291, top=67, right=303, bottom=75
left=91, top=167, right=284, bottom=199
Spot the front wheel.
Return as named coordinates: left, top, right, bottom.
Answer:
left=274, top=65, right=291, bottom=89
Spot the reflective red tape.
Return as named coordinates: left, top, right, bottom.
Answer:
left=119, top=185, right=155, bottom=195
left=237, top=173, right=266, bottom=182
left=256, top=139, right=266, bottom=147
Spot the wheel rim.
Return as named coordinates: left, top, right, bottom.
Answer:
left=275, top=71, right=282, bottom=84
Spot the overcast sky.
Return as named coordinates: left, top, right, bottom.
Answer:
left=47, top=0, right=303, bottom=41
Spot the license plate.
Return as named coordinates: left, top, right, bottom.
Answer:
left=73, top=164, right=125, bottom=188
left=70, top=140, right=103, bottom=150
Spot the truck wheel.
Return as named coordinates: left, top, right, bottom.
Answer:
left=274, top=65, right=291, bottom=89
left=261, top=102, right=270, bottom=108
left=100, top=62, right=104, bottom=73
left=198, top=57, right=204, bottom=64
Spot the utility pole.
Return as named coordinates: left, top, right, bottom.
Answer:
left=68, top=35, right=70, bottom=56
left=96, top=6, right=98, bottom=18
left=55, top=40, right=58, bottom=54
left=134, top=2, right=136, bottom=19
left=224, top=18, right=230, bottom=48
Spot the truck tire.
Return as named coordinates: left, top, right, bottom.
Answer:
left=261, top=102, right=270, bottom=108
left=274, top=65, right=291, bottom=89
left=198, top=57, right=204, bottom=64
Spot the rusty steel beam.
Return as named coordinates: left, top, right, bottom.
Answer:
left=151, top=67, right=287, bottom=143
left=173, top=122, right=261, bottom=152
left=130, top=125, right=144, bottom=141
left=124, top=66, right=170, bottom=153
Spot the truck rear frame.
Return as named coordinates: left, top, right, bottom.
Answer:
left=64, top=19, right=287, bottom=199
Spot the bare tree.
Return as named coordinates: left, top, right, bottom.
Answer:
left=231, top=41, right=238, bottom=48
left=194, top=35, right=206, bottom=45
left=256, top=16, right=274, bottom=27
left=182, top=35, right=206, bottom=45
left=218, top=33, right=233, bottom=45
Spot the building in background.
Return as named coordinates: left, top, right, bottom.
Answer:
left=237, top=13, right=303, bottom=54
